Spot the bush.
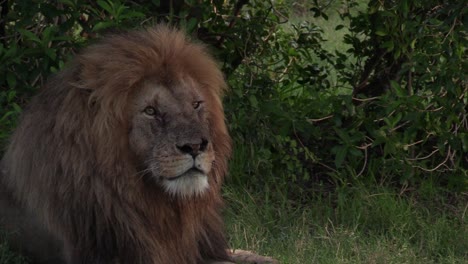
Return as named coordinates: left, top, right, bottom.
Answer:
left=225, top=0, right=467, bottom=196
left=1, top=0, right=466, bottom=197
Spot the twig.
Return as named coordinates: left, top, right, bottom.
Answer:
left=356, top=145, right=368, bottom=177
left=352, top=96, right=380, bottom=102
left=406, top=148, right=439, bottom=161
left=374, top=110, right=395, bottom=122
left=442, top=18, right=457, bottom=44
left=403, top=133, right=434, bottom=149
left=356, top=142, right=372, bottom=150
left=412, top=146, right=453, bottom=172
left=307, top=115, right=333, bottom=123
left=389, top=120, right=410, bottom=133
left=403, top=139, right=425, bottom=148
left=407, top=67, right=413, bottom=95
left=278, top=57, right=295, bottom=82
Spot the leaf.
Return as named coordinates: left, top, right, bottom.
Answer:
left=120, top=11, right=145, bottom=19
left=375, top=30, right=387, bottom=36
left=401, top=0, right=409, bottom=18
left=321, top=12, right=329, bottom=21
left=392, top=112, right=403, bottom=127
left=93, top=21, right=115, bottom=32
left=42, top=27, right=54, bottom=43
left=335, top=25, right=345, bottom=30
left=382, top=40, right=394, bottom=52
left=348, top=147, right=362, bottom=157
left=390, top=80, right=405, bottom=97
left=335, top=146, right=348, bottom=168
left=310, top=7, right=322, bottom=18
left=248, top=95, right=258, bottom=108
left=6, top=72, right=16, bottom=89
left=334, top=128, right=351, bottom=145
left=7, top=90, right=16, bottom=101
left=58, top=0, right=75, bottom=7
left=461, top=133, right=467, bottom=152
left=12, top=103, right=21, bottom=113
left=18, top=29, right=41, bottom=43
left=3, top=45, right=17, bottom=60
left=288, top=48, right=298, bottom=56
left=97, top=0, right=114, bottom=14
left=186, top=18, right=198, bottom=33
left=45, top=48, right=57, bottom=60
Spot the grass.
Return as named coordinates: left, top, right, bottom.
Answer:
left=2, top=183, right=466, bottom=264
left=223, top=142, right=467, bottom=263
left=223, top=183, right=468, bottom=264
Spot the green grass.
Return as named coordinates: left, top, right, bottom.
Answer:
left=221, top=141, right=466, bottom=263
left=223, top=184, right=468, bottom=264
left=2, top=184, right=466, bottom=264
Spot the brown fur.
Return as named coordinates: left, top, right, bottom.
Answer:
left=0, top=26, right=232, bottom=264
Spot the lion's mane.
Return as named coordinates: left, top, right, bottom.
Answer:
left=0, top=26, right=231, bottom=263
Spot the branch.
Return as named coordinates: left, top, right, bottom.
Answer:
left=215, top=0, right=249, bottom=48
left=405, top=148, right=439, bottom=161
left=356, top=145, right=368, bottom=177
left=307, top=115, right=333, bottom=123
left=412, top=147, right=454, bottom=172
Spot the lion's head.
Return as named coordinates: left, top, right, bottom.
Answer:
left=74, top=26, right=231, bottom=199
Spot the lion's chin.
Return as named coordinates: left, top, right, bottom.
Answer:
left=161, top=170, right=209, bottom=198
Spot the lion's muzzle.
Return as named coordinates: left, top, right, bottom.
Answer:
left=155, top=141, right=215, bottom=197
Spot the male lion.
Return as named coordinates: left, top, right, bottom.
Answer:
left=0, top=26, right=276, bottom=264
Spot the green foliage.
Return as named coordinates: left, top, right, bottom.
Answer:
left=224, top=0, right=467, bottom=196
left=1, top=0, right=466, bottom=193
left=333, top=0, right=467, bottom=189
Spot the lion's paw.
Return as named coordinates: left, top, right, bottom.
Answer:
left=229, top=249, right=279, bottom=264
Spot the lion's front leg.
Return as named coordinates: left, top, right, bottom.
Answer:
left=206, top=249, right=279, bottom=264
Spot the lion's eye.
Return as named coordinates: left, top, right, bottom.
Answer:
left=193, top=101, right=203, bottom=109
left=143, top=106, right=157, bottom=116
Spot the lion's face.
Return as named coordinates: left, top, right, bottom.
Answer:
left=128, top=77, right=215, bottom=198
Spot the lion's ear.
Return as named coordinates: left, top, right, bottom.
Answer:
left=67, top=63, right=99, bottom=108
left=81, top=88, right=97, bottom=108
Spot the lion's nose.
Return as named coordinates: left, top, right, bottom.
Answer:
left=177, top=139, right=208, bottom=157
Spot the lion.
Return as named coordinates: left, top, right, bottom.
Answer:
left=0, top=25, right=276, bottom=264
